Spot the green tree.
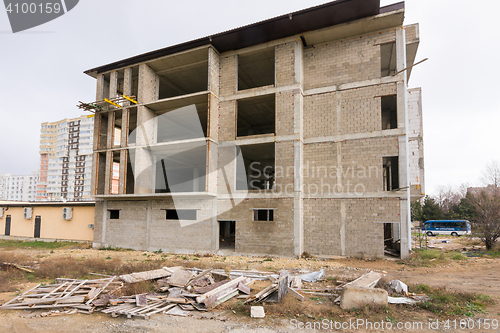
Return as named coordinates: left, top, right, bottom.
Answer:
left=446, top=195, right=474, bottom=220
left=421, top=196, right=443, bottom=222
left=411, top=200, right=423, bottom=221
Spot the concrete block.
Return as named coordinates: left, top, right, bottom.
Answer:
left=251, top=306, right=265, bottom=318
left=340, top=286, right=388, bottom=310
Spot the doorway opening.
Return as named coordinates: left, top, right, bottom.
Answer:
left=218, top=221, right=235, bottom=250
left=384, top=222, right=400, bottom=257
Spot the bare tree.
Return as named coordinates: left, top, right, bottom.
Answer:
left=466, top=162, right=500, bottom=250
left=434, top=184, right=467, bottom=215
left=467, top=191, right=500, bottom=250
left=481, top=160, right=500, bottom=190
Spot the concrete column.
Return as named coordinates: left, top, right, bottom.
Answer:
left=109, top=71, right=118, bottom=99
left=208, top=48, right=220, bottom=142
left=293, top=41, right=305, bottom=257
left=107, top=111, right=115, bottom=149
left=121, top=68, right=132, bottom=147
left=135, top=64, right=159, bottom=194
left=91, top=152, right=99, bottom=196
left=119, top=68, right=133, bottom=195
left=101, top=200, right=107, bottom=245
left=118, top=149, right=127, bottom=195
left=396, top=27, right=411, bottom=259
left=206, top=141, right=218, bottom=194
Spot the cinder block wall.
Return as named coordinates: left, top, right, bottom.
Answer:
left=217, top=198, right=294, bottom=256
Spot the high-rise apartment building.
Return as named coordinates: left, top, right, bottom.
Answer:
left=36, top=115, right=95, bottom=201
left=0, top=172, right=38, bottom=201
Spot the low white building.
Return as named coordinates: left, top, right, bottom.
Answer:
left=0, top=171, right=38, bottom=202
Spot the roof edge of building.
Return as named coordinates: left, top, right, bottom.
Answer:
left=85, top=0, right=404, bottom=76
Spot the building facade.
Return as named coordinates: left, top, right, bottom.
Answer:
left=0, top=172, right=38, bottom=202
left=85, top=0, right=425, bottom=259
left=36, top=115, right=95, bottom=202
left=0, top=201, right=94, bottom=242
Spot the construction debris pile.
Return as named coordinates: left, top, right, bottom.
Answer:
left=0, top=265, right=426, bottom=319
left=0, top=266, right=326, bottom=320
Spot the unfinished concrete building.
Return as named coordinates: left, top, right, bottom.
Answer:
left=84, top=0, right=425, bottom=259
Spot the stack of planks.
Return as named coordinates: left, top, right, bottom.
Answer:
left=0, top=277, right=121, bottom=314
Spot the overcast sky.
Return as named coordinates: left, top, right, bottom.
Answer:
left=0, top=0, right=499, bottom=196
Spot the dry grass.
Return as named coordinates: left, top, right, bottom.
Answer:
left=0, top=251, right=31, bottom=265
left=35, top=257, right=88, bottom=279
left=119, top=281, right=155, bottom=296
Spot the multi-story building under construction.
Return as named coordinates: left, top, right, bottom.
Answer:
left=84, top=0, right=425, bottom=259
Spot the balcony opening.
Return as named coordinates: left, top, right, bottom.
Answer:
left=380, top=42, right=396, bottom=77
left=98, top=113, right=108, bottom=150
left=128, top=107, right=138, bottom=145
left=238, top=47, right=275, bottom=90
left=237, top=94, right=275, bottom=137
left=126, top=150, right=135, bottom=195
left=381, top=95, right=397, bottom=130
left=156, top=103, right=207, bottom=143
left=383, top=156, right=399, bottom=191
left=113, top=111, right=122, bottom=147
left=154, top=144, right=207, bottom=193
left=96, top=152, right=106, bottom=195
left=110, top=151, right=120, bottom=195
left=153, top=48, right=209, bottom=100
left=236, top=142, right=275, bottom=191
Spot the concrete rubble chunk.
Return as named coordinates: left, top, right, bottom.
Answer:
left=250, top=306, right=265, bottom=318
left=340, top=286, right=388, bottom=310
left=389, top=280, right=408, bottom=294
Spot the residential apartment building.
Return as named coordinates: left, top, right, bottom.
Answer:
left=36, top=115, right=95, bottom=201
left=84, top=0, right=425, bottom=259
left=0, top=172, right=38, bottom=202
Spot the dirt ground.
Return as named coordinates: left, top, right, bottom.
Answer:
left=1, top=240, right=499, bottom=333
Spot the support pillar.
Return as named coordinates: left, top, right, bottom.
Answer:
left=396, top=27, right=411, bottom=259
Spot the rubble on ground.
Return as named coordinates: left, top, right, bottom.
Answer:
left=0, top=265, right=428, bottom=319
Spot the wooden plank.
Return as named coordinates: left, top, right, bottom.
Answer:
left=136, top=294, right=147, bottom=307
left=167, top=270, right=194, bottom=288
left=290, top=276, right=302, bottom=289
left=188, top=269, right=212, bottom=285
left=277, top=270, right=290, bottom=302
left=243, top=284, right=277, bottom=304
left=237, top=282, right=250, bottom=294
left=193, top=279, right=230, bottom=294
left=1, top=284, right=40, bottom=307
left=196, top=276, right=246, bottom=304
left=165, top=305, right=190, bottom=317
left=119, top=268, right=171, bottom=284
left=86, top=277, right=116, bottom=305
left=287, top=287, right=305, bottom=301
left=166, top=297, right=189, bottom=304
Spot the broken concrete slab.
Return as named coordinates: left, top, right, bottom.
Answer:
left=340, top=286, right=388, bottom=310
left=343, top=271, right=384, bottom=289
left=250, top=306, right=265, bottom=318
